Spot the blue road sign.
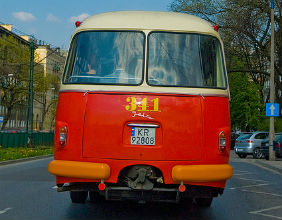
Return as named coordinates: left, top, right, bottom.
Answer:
left=271, top=0, right=274, bottom=9
left=0, top=116, right=3, bottom=123
left=266, top=103, right=279, bottom=117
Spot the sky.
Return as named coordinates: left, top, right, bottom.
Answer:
left=0, top=0, right=173, bottom=49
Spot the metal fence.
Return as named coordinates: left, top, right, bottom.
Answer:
left=0, top=131, right=54, bottom=148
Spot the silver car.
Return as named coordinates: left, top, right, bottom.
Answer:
left=234, top=131, right=269, bottom=159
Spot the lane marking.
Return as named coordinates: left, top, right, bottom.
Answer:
left=52, top=186, right=58, bottom=189
left=249, top=205, right=282, bottom=220
left=241, top=189, right=282, bottom=197
left=0, top=208, right=12, bottom=215
left=233, top=172, right=251, bottom=176
left=229, top=183, right=270, bottom=190
left=237, top=177, right=268, bottom=182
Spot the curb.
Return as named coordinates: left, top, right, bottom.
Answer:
left=254, top=160, right=282, bottom=174
left=0, top=154, right=53, bottom=166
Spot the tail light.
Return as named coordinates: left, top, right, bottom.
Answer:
left=59, top=126, right=67, bottom=147
left=219, top=131, right=226, bottom=152
left=246, top=140, right=253, bottom=143
left=275, top=143, right=280, bottom=148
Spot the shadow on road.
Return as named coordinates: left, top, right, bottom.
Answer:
left=64, top=200, right=216, bottom=220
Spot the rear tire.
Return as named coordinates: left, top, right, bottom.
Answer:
left=70, top=191, right=88, bottom=203
left=253, top=148, right=263, bottom=159
left=238, top=153, right=247, bottom=158
left=195, top=197, right=213, bottom=207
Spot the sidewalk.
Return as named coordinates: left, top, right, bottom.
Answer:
left=254, top=158, right=282, bottom=174
left=230, top=150, right=282, bottom=174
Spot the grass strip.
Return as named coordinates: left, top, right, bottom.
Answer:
left=0, top=146, right=54, bottom=161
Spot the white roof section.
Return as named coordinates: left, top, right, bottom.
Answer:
left=75, top=11, right=220, bottom=37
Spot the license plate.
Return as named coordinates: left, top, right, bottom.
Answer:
left=130, top=127, right=156, bottom=145
left=237, top=149, right=243, bottom=152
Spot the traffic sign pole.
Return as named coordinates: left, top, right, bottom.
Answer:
left=269, top=0, right=275, bottom=161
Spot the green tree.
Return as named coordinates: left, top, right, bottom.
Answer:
left=229, top=71, right=264, bottom=131
left=0, top=35, right=29, bottom=130
left=33, top=72, right=60, bottom=130
left=170, top=0, right=282, bottom=130
left=170, top=0, right=282, bottom=107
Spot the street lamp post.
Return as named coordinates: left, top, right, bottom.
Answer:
left=26, top=39, right=34, bottom=146
left=269, top=0, right=276, bottom=161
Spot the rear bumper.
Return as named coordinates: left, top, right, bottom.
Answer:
left=48, top=160, right=233, bottom=183
left=172, top=164, right=233, bottom=182
left=48, top=160, right=110, bottom=180
left=234, top=147, right=253, bottom=154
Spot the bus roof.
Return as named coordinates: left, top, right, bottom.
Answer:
left=75, top=11, right=220, bottom=37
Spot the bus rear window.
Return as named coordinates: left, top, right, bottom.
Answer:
left=147, top=32, right=227, bottom=88
left=63, top=31, right=145, bottom=85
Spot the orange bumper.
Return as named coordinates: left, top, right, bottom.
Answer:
left=48, top=160, right=110, bottom=180
left=172, top=164, right=233, bottom=182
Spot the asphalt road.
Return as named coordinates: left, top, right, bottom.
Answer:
left=0, top=154, right=281, bottom=220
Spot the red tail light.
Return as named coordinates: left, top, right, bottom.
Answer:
left=219, top=131, right=226, bottom=152
left=246, top=140, right=253, bottom=143
left=274, top=143, right=280, bottom=148
left=59, top=126, right=67, bottom=147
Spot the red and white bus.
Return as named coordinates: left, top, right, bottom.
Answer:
left=48, top=11, right=233, bottom=206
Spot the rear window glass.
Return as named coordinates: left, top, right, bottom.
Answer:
left=276, top=134, right=282, bottom=142
left=147, top=32, right=227, bottom=88
left=63, top=31, right=145, bottom=85
left=238, top=134, right=253, bottom=140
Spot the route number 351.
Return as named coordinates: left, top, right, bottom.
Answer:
left=125, top=97, right=161, bottom=112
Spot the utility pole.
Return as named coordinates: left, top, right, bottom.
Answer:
left=26, top=39, right=34, bottom=146
left=269, top=0, right=276, bottom=161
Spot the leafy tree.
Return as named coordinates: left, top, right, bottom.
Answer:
left=0, top=35, right=29, bottom=130
left=229, top=71, right=264, bottom=131
left=33, top=72, right=60, bottom=130
left=0, top=35, right=58, bottom=130
left=170, top=0, right=282, bottom=129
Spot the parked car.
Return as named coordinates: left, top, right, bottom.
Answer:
left=260, top=133, right=282, bottom=160
left=231, top=133, right=240, bottom=150
left=234, top=131, right=269, bottom=159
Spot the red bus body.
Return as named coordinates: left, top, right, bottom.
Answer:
left=48, top=11, right=233, bottom=205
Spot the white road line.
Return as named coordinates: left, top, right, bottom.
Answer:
left=249, top=205, right=282, bottom=220
left=241, top=189, right=282, bottom=197
left=233, top=172, right=251, bottom=176
left=234, top=170, right=250, bottom=173
left=250, top=213, right=282, bottom=220
left=237, top=177, right=269, bottom=182
left=52, top=186, right=58, bottom=189
left=0, top=208, right=12, bottom=215
left=229, top=183, right=270, bottom=190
